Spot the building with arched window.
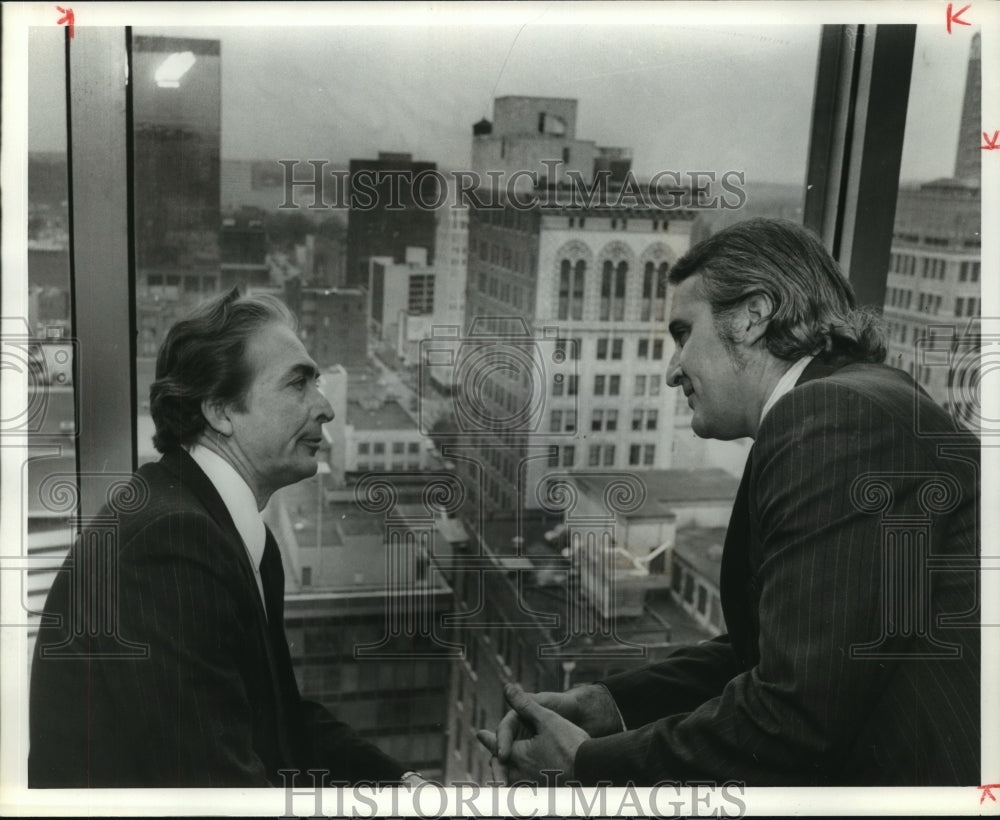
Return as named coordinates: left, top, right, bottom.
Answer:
left=455, top=96, right=715, bottom=519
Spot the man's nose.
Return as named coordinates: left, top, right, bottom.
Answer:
left=314, top=390, right=335, bottom=423
left=666, top=351, right=683, bottom=388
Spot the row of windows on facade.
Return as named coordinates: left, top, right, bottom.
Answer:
left=145, top=273, right=218, bottom=291
left=452, top=578, right=547, bottom=693
left=475, top=205, right=677, bottom=236
left=357, top=441, right=422, bottom=456
left=554, top=337, right=667, bottom=364
left=482, top=475, right=515, bottom=510
left=885, top=319, right=910, bottom=344
left=457, top=448, right=515, bottom=509
left=556, top=259, right=671, bottom=322
left=553, top=371, right=664, bottom=398
left=887, top=286, right=981, bottom=317
left=473, top=437, right=654, bottom=503
left=469, top=242, right=537, bottom=280
left=289, top=619, right=455, bottom=656
left=478, top=272, right=529, bottom=311
left=460, top=320, right=660, bottom=368
left=408, top=273, right=435, bottom=314
left=670, top=558, right=724, bottom=629
left=476, top=205, right=537, bottom=234
left=470, top=236, right=537, bottom=274
left=473, top=368, right=663, bottom=416
left=892, top=230, right=981, bottom=249
left=290, top=656, right=447, bottom=701
left=549, top=407, right=660, bottom=434
left=477, top=375, right=664, bottom=420
left=460, top=635, right=542, bottom=735
left=355, top=460, right=423, bottom=472
left=889, top=253, right=981, bottom=281
left=453, top=652, right=536, bottom=784
left=566, top=215, right=672, bottom=232
left=478, top=447, right=517, bottom=491
left=547, top=442, right=656, bottom=468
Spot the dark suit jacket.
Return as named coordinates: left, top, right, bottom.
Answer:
left=29, top=448, right=405, bottom=787
left=575, top=356, right=980, bottom=786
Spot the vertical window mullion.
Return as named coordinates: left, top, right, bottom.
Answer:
left=67, top=27, right=136, bottom=515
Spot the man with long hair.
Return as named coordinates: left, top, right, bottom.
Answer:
left=481, top=218, right=980, bottom=786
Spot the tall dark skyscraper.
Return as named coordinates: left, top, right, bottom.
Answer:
left=132, top=35, right=222, bottom=286
left=954, top=32, right=981, bottom=183
left=345, top=152, right=437, bottom=288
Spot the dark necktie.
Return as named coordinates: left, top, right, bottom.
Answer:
left=260, top=527, right=285, bottom=625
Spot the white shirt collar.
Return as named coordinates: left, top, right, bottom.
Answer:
left=759, top=354, right=815, bottom=429
left=186, top=444, right=267, bottom=608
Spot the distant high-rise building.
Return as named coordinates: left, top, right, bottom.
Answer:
left=345, top=152, right=438, bottom=288
left=883, top=32, right=981, bottom=426
left=284, top=278, right=368, bottom=370
left=432, top=177, right=470, bottom=331
left=132, top=35, right=221, bottom=282
left=954, top=32, right=981, bottom=183
left=471, top=95, right=632, bottom=190
left=131, top=35, right=224, bottom=362
left=368, top=242, right=469, bottom=368
left=450, top=97, right=705, bottom=519
left=462, top=201, right=696, bottom=515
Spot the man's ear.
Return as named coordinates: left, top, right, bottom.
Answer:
left=201, top=398, right=234, bottom=437
left=735, top=293, right=774, bottom=346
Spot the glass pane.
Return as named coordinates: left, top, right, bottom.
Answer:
left=131, top=33, right=223, bottom=464
left=125, top=20, right=823, bottom=785
left=886, top=25, right=982, bottom=430
left=25, top=27, right=74, bottom=657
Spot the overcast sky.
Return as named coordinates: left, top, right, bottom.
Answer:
left=28, top=18, right=975, bottom=186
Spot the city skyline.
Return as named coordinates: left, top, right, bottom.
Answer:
left=26, top=17, right=976, bottom=187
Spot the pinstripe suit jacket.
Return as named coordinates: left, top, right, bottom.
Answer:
left=575, top=355, right=980, bottom=786
left=29, top=448, right=404, bottom=787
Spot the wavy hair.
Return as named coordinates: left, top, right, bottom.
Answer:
left=669, top=218, right=886, bottom=363
left=149, top=287, right=297, bottom=453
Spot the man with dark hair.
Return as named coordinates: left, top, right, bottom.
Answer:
left=479, top=218, right=980, bottom=786
left=30, top=288, right=416, bottom=787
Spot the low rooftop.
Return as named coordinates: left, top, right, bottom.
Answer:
left=673, top=526, right=727, bottom=585
left=347, top=398, right=416, bottom=431
left=573, top=469, right=739, bottom=518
